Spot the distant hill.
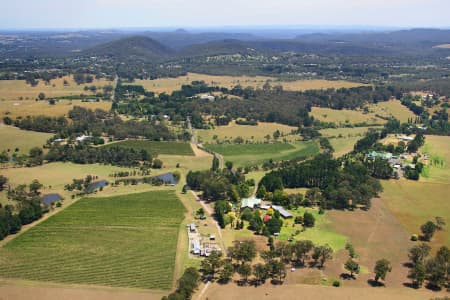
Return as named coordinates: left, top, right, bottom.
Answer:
left=83, top=36, right=175, bottom=61
left=179, top=39, right=260, bottom=57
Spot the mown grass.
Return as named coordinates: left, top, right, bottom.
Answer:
left=420, top=135, right=450, bottom=184
left=0, top=125, right=53, bottom=154
left=311, top=107, right=385, bottom=125
left=103, top=140, right=194, bottom=156
left=319, top=127, right=375, bottom=158
left=278, top=207, right=347, bottom=251
left=368, top=100, right=416, bottom=123
left=0, top=191, right=185, bottom=290
left=204, top=141, right=319, bottom=166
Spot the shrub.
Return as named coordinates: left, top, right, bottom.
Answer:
left=411, top=234, right=418, bottom=241
left=332, top=280, right=341, bottom=287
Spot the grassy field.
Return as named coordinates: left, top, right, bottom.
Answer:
left=0, top=99, right=111, bottom=119
left=420, top=135, right=450, bottom=184
left=204, top=141, right=319, bottom=166
left=368, top=100, right=416, bottom=123
left=0, top=191, right=185, bottom=290
left=132, top=73, right=367, bottom=94
left=197, top=121, right=298, bottom=143
left=278, top=208, right=347, bottom=251
left=311, top=107, right=385, bottom=125
left=0, top=76, right=113, bottom=101
left=0, top=125, right=53, bottom=154
left=381, top=180, right=450, bottom=249
left=103, top=140, right=194, bottom=156
left=319, top=127, right=375, bottom=157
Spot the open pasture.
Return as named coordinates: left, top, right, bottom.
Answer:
left=381, top=180, right=450, bottom=249
left=319, top=127, right=375, bottom=157
left=204, top=141, right=319, bottom=166
left=0, top=125, right=53, bottom=154
left=368, top=100, right=416, bottom=123
left=103, top=140, right=194, bottom=156
left=0, top=99, right=111, bottom=119
left=0, top=191, right=185, bottom=290
left=310, top=107, right=385, bottom=126
left=420, top=135, right=450, bottom=184
left=133, top=73, right=368, bottom=94
left=197, top=121, right=298, bottom=143
left=0, top=76, right=113, bottom=101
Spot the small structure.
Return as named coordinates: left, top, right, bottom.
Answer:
left=76, top=135, right=93, bottom=142
left=260, top=205, right=293, bottom=219
left=398, top=135, right=414, bottom=142
left=200, top=94, right=215, bottom=101
left=189, top=223, right=196, bottom=233
left=240, top=196, right=262, bottom=210
left=367, top=151, right=393, bottom=160
left=192, top=240, right=201, bottom=255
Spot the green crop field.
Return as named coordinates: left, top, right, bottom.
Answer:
left=0, top=191, right=185, bottom=290
left=204, top=141, right=319, bottom=166
left=103, top=140, right=194, bottom=156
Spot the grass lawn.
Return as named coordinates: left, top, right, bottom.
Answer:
left=197, top=121, right=298, bottom=143
left=0, top=125, right=53, bottom=154
left=0, top=191, right=185, bottom=290
left=103, top=140, right=194, bottom=156
left=204, top=141, right=319, bottom=166
left=381, top=180, right=450, bottom=249
left=278, top=207, right=347, bottom=251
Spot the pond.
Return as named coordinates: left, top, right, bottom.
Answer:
left=86, top=180, right=108, bottom=193
left=42, top=193, right=62, bottom=206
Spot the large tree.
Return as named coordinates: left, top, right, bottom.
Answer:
left=374, top=259, right=392, bottom=284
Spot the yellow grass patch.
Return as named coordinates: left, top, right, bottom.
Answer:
left=132, top=73, right=367, bottom=94
left=311, top=107, right=385, bottom=125
left=0, top=75, right=113, bottom=101
left=320, top=127, right=374, bottom=157
left=197, top=120, right=298, bottom=143
left=0, top=125, right=53, bottom=154
left=0, top=99, right=111, bottom=118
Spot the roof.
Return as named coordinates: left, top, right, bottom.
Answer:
left=260, top=204, right=293, bottom=218
left=241, top=196, right=262, bottom=209
left=367, top=151, right=392, bottom=160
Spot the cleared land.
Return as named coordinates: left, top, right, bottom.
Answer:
left=420, top=135, right=450, bottom=184
left=0, top=99, right=111, bottom=119
left=197, top=121, right=298, bottom=143
left=311, top=107, right=385, bottom=125
left=133, top=73, right=367, bottom=94
left=368, top=100, right=416, bottom=123
left=319, top=127, right=375, bottom=157
left=0, top=76, right=113, bottom=101
left=381, top=180, right=450, bottom=249
left=103, top=140, right=194, bottom=156
left=0, top=191, right=185, bottom=290
left=278, top=208, right=347, bottom=251
left=204, top=141, right=319, bottom=166
left=0, top=125, right=53, bottom=154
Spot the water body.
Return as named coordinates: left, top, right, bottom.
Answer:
left=42, top=193, right=62, bottom=206
left=86, top=180, right=108, bottom=193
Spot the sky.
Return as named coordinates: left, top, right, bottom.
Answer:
left=1, top=0, right=449, bottom=29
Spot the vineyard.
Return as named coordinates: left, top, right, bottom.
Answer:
left=0, top=191, right=185, bottom=290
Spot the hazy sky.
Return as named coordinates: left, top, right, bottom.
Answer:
left=1, top=0, right=449, bottom=29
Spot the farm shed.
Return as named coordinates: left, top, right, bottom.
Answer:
left=240, top=196, right=262, bottom=210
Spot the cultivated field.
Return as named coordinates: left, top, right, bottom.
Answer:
left=368, top=100, right=416, bottom=123
left=197, top=121, right=298, bottom=143
left=0, top=99, right=111, bottom=119
left=204, top=141, right=319, bottom=166
left=0, top=124, right=53, bottom=154
left=132, top=73, right=367, bottom=94
left=0, top=76, right=113, bottom=101
left=0, top=191, right=185, bottom=290
left=103, top=140, right=194, bottom=156
left=310, top=107, right=385, bottom=125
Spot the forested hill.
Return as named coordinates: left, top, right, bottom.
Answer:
left=82, top=36, right=175, bottom=61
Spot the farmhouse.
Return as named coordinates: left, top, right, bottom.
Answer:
left=240, top=196, right=262, bottom=210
